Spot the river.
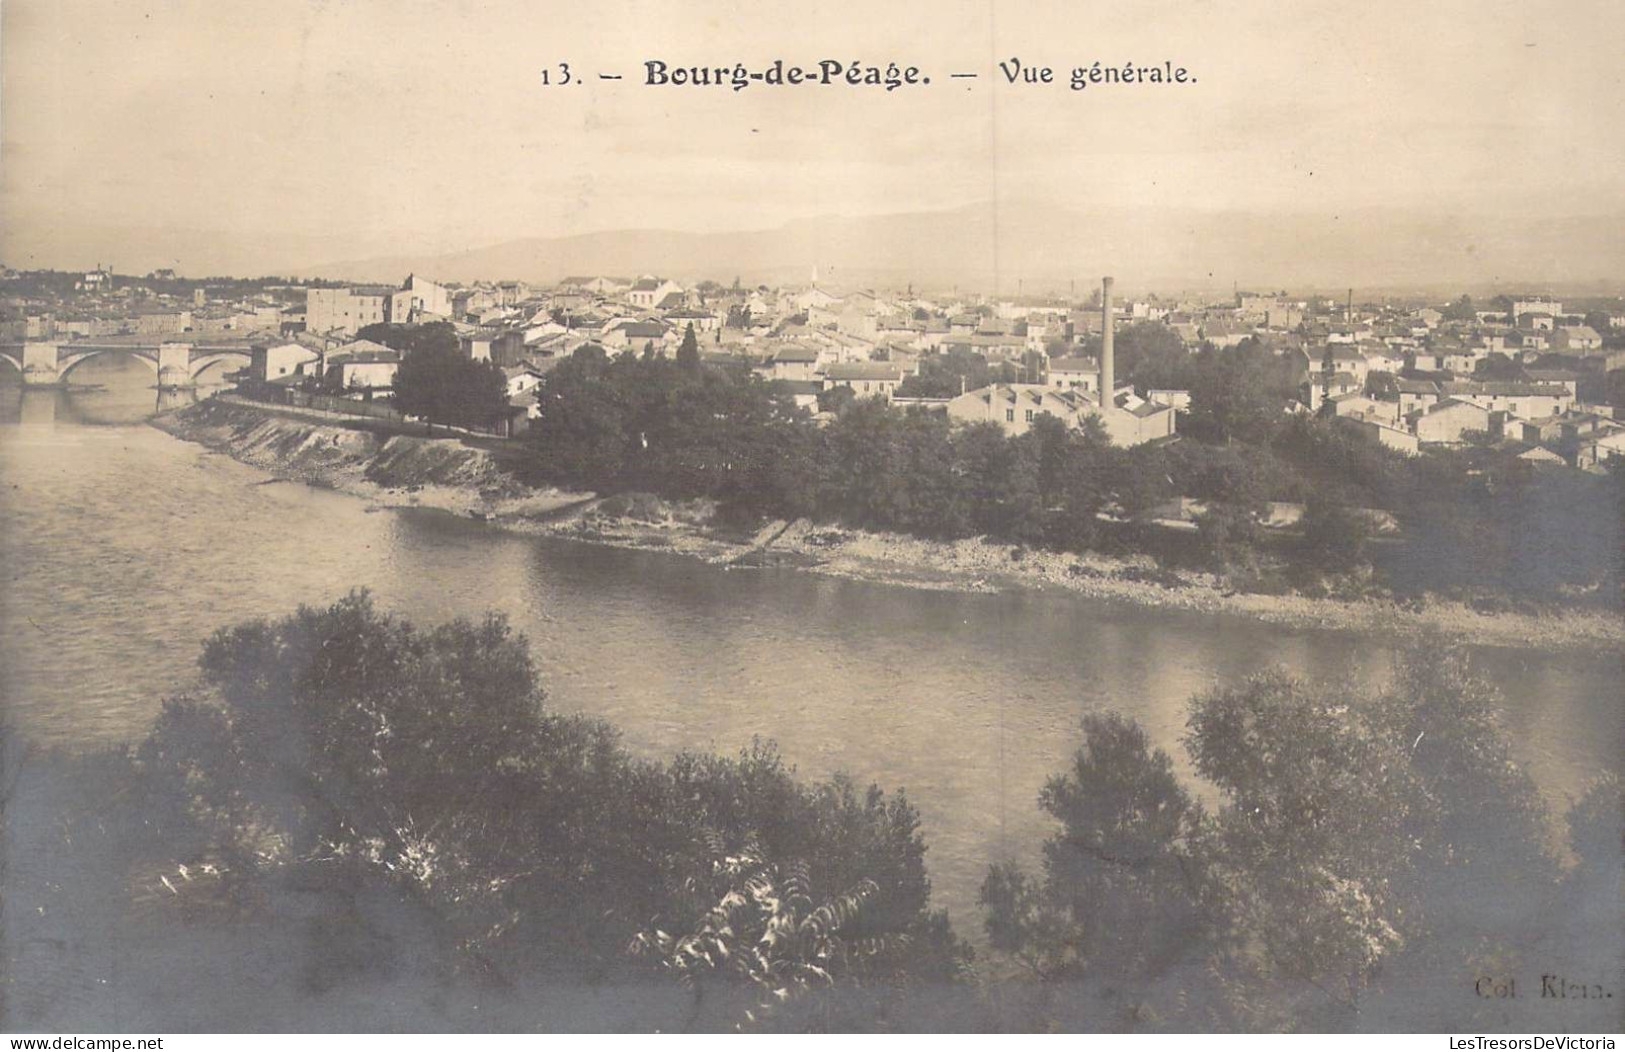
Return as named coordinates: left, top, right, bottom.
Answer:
left=1, top=357, right=1620, bottom=934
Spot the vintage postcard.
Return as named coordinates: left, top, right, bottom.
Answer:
left=1, top=0, right=1620, bottom=1038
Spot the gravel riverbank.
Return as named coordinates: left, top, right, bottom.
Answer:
left=154, top=398, right=1625, bottom=654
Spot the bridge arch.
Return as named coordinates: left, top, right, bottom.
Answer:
left=56, top=348, right=161, bottom=381
left=189, top=350, right=252, bottom=380
left=0, top=352, right=20, bottom=377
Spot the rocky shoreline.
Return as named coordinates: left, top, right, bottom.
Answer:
left=153, top=397, right=1625, bottom=654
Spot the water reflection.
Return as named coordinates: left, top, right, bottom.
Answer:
left=0, top=356, right=215, bottom=429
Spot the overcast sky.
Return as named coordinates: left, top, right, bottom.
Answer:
left=3, top=0, right=1621, bottom=272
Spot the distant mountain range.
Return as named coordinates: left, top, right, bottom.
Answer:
left=301, top=201, right=1625, bottom=298
left=7, top=201, right=1620, bottom=297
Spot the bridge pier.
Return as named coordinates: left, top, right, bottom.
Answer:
left=157, top=342, right=194, bottom=389
left=22, top=342, right=60, bottom=386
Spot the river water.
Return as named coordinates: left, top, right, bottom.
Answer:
left=1, top=357, right=1620, bottom=933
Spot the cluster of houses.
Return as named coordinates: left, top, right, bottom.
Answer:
left=1301, top=297, right=1625, bottom=467
left=1, top=269, right=301, bottom=342
left=1328, top=377, right=1625, bottom=467
left=280, top=271, right=1185, bottom=445
left=243, top=338, right=398, bottom=392
left=5, top=265, right=1621, bottom=466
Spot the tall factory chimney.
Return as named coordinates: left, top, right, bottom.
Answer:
left=1099, top=276, right=1115, bottom=409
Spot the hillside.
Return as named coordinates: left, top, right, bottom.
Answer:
left=301, top=200, right=1625, bottom=295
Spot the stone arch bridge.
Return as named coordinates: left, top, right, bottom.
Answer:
left=0, top=341, right=254, bottom=388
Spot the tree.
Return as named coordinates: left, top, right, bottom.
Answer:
left=1441, top=295, right=1476, bottom=323
left=524, top=345, right=632, bottom=486
left=677, top=323, right=700, bottom=369
left=1607, top=368, right=1625, bottom=411
left=1181, top=340, right=1297, bottom=445
left=980, top=714, right=1207, bottom=1005
left=137, top=591, right=585, bottom=979
left=387, top=325, right=508, bottom=431
left=957, top=422, right=1044, bottom=543
left=356, top=320, right=457, bottom=358
left=1370, top=650, right=1556, bottom=907
left=1176, top=445, right=1271, bottom=571
left=1194, top=501, right=1261, bottom=572
left=524, top=349, right=815, bottom=519
left=896, top=348, right=999, bottom=398
left=1079, top=321, right=1191, bottom=395
left=818, top=398, right=917, bottom=531
left=816, top=384, right=856, bottom=416
left=129, top=595, right=970, bottom=1019
left=1473, top=354, right=1525, bottom=382
left=1298, top=496, right=1372, bottom=573
left=1186, top=670, right=1414, bottom=1020
left=983, top=649, right=1564, bottom=1031
left=632, top=853, right=889, bottom=1030
left=1364, top=371, right=1398, bottom=398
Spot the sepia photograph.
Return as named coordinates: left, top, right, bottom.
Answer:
left=1, top=0, right=1621, bottom=1038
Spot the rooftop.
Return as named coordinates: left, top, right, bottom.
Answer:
left=1441, top=381, right=1571, bottom=398
left=767, top=345, right=822, bottom=363
left=824, top=362, right=907, bottom=381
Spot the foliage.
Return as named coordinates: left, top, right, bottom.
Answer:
left=980, top=714, right=1206, bottom=995
left=375, top=322, right=509, bottom=429
left=1298, top=496, right=1372, bottom=573
left=1185, top=671, right=1414, bottom=1017
left=815, top=384, right=856, bottom=415
left=677, top=323, right=701, bottom=369
left=1185, top=448, right=1271, bottom=570
left=1564, top=774, right=1622, bottom=874
left=526, top=346, right=815, bottom=517
left=1179, top=338, right=1303, bottom=444
left=1473, top=353, right=1526, bottom=382
left=356, top=321, right=457, bottom=357
left=981, top=648, right=1575, bottom=1032
left=1441, top=295, right=1477, bottom=323
left=1365, top=371, right=1398, bottom=398
left=521, top=345, right=1620, bottom=607
left=895, top=348, right=1016, bottom=398
left=18, top=593, right=1618, bottom=1033
left=631, top=849, right=897, bottom=1030
left=1077, top=321, right=1190, bottom=396
left=124, top=594, right=967, bottom=1026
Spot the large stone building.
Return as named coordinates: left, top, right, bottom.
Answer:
left=305, top=286, right=390, bottom=336
left=388, top=274, right=452, bottom=325
left=944, top=381, right=1176, bottom=447
left=822, top=362, right=910, bottom=401
left=305, top=275, right=450, bottom=336
left=1047, top=356, right=1100, bottom=393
